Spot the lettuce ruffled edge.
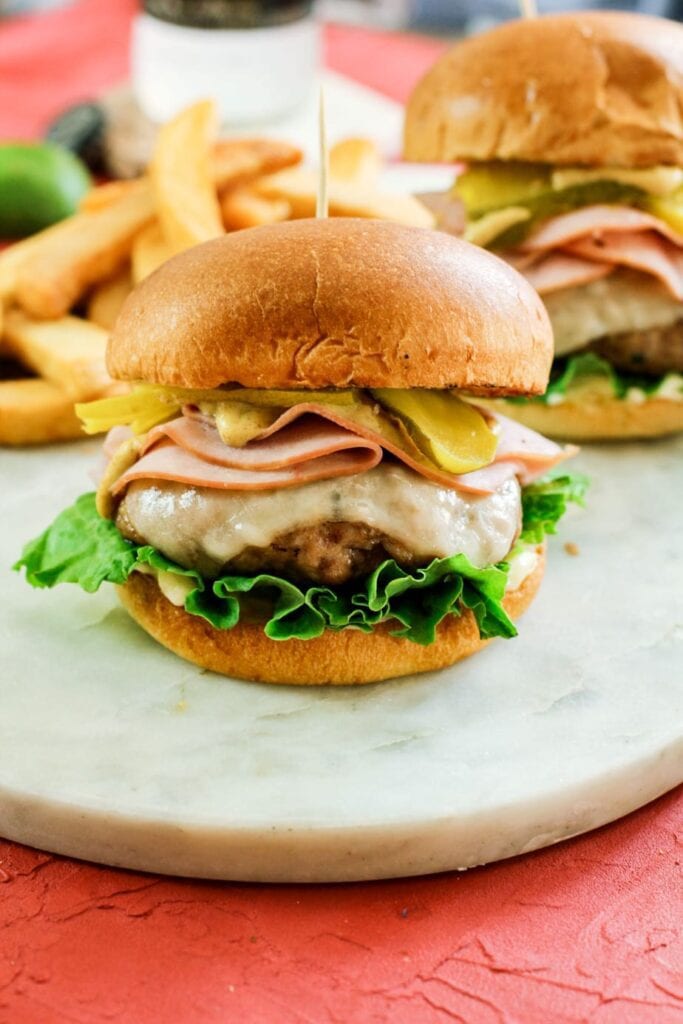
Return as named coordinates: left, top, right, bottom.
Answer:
left=508, top=352, right=683, bottom=406
left=14, top=474, right=586, bottom=646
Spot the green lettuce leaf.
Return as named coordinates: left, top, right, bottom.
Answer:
left=15, top=492, right=137, bottom=592
left=520, top=473, right=588, bottom=545
left=14, top=477, right=583, bottom=645
left=511, top=352, right=682, bottom=405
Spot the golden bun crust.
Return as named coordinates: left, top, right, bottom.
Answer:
left=482, top=394, right=683, bottom=441
left=404, top=12, right=683, bottom=168
left=108, top=219, right=552, bottom=397
left=0, top=379, right=83, bottom=445
left=117, top=547, right=546, bottom=686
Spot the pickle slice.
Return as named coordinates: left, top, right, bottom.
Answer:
left=455, top=162, right=648, bottom=248
left=454, top=162, right=551, bottom=218
left=464, top=206, right=530, bottom=247
left=645, top=190, right=683, bottom=235
left=370, top=389, right=497, bottom=475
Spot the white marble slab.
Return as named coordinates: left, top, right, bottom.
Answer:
left=0, top=432, right=681, bottom=881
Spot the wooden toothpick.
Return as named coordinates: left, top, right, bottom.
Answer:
left=519, top=0, right=537, bottom=16
left=316, top=88, right=329, bottom=219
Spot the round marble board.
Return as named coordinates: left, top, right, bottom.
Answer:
left=1, top=430, right=681, bottom=882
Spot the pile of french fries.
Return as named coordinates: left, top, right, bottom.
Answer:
left=0, top=100, right=433, bottom=445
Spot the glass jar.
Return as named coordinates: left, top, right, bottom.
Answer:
left=132, top=0, right=319, bottom=125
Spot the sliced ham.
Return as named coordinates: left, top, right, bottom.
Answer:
left=143, top=414, right=381, bottom=470
left=509, top=252, right=613, bottom=295
left=103, top=424, right=134, bottom=459
left=503, top=204, right=683, bottom=299
left=448, top=460, right=518, bottom=494
left=565, top=231, right=683, bottom=301
left=90, top=424, right=135, bottom=486
left=491, top=412, right=578, bottom=484
left=520, top=204, right=683, bottom=253
left=452, top=412, right=577, bottom=493
left=166, top=401, right=487, bottom=491
left=111, top=438, right=382, bottom=496
left=107, top=402, right=571, bottom=499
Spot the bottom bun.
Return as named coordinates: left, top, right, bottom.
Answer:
left=117, top=546, right=546, bottom=686
left=482, top=394, right=683, bottom=441
left=0, top=379, right=83, bottom=445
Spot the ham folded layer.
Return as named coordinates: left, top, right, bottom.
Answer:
left=108, top=403, right=573, bottom=499
left=501, top=204, right=683, bottom=299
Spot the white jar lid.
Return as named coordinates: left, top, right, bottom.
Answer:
left=132, top=12, right=320, bottom=125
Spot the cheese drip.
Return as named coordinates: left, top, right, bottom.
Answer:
left=118, top=464, right=522, bottom=578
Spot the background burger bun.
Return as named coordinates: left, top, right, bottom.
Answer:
left=108, top=218, right=552, bottom=397
left=481, top=394, right=683, bottom=441
left=404, top=12, right=683, bottom=168
left=118, top=548, right=546, bottom=686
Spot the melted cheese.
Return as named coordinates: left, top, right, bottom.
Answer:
left=120, top=464, right=522, bottom=577
left=544, top=269, right=682, bottom=356
left=550, top=166, right=683, bottom=197
left=135, top=563, right=196, bottom=606
left=506, top=546, right=539, bottom=591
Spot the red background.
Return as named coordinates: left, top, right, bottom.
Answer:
left=1, top=3, right=681, bottom=1021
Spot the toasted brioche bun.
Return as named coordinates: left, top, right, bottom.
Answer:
left=117, top=547, right=545, bottom=686
left=0, top=378, right=83, bottom=445
left=480, top=394, right=683, bottom=441
left=404, top=12, right=683, bottom=168
left=108, top=219, right=552, bottom=398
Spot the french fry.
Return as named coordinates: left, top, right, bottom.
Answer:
left=255, top=169, right=436, bottom=228
left=329, top=138, right=382, bottom=185
left=0, top=379, right=82, bottom=445
left=131, top=223, right=175, bottom=283
left=13, top=184, right=155, bottom=319
left=221, top=187, right=291, bottom=231
left=0, top=240, right=34, bottom=303
left=4, top=309, right=110, bottom=401
left=79, top=179, right=146, bottom=213
left=213, top=138, right=303, bottom=192
left=87, top=266, right=133, bottom=330
left=79, top=138, right=302, bottom=215
left=0, top=219, right=73, bottom=303
left=151, top=100, right=223, bottom=254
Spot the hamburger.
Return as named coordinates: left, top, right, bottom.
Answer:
left=404, top=11, right=683, bottom=440
left=16, top=219, right=583, bottom=685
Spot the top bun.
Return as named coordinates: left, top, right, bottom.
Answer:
left=404, top=12, right=683, bottom=168
left=108, top=219, right=551, bottom=397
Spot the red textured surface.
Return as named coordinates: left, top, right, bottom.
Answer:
left=325, top=22, right=447, bottom=103
left=0, top=0, right=139, bottom=139
left=1, top=3, right=681, bottom=1021
left=1, top=791, right=681, bottom=1024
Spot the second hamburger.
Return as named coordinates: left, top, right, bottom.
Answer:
left=405, top=11, right=683, bottom=440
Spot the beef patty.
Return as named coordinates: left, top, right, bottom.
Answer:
left=227, top=521, right=421, bottom=585
left=117, top=512, right=421, bottom=586
left=590, top=319, right=683, bottom=376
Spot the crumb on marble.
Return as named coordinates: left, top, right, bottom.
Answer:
left=174, top=699, right=188, bottom=713
left=564, top=542, right=580, bottom=557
